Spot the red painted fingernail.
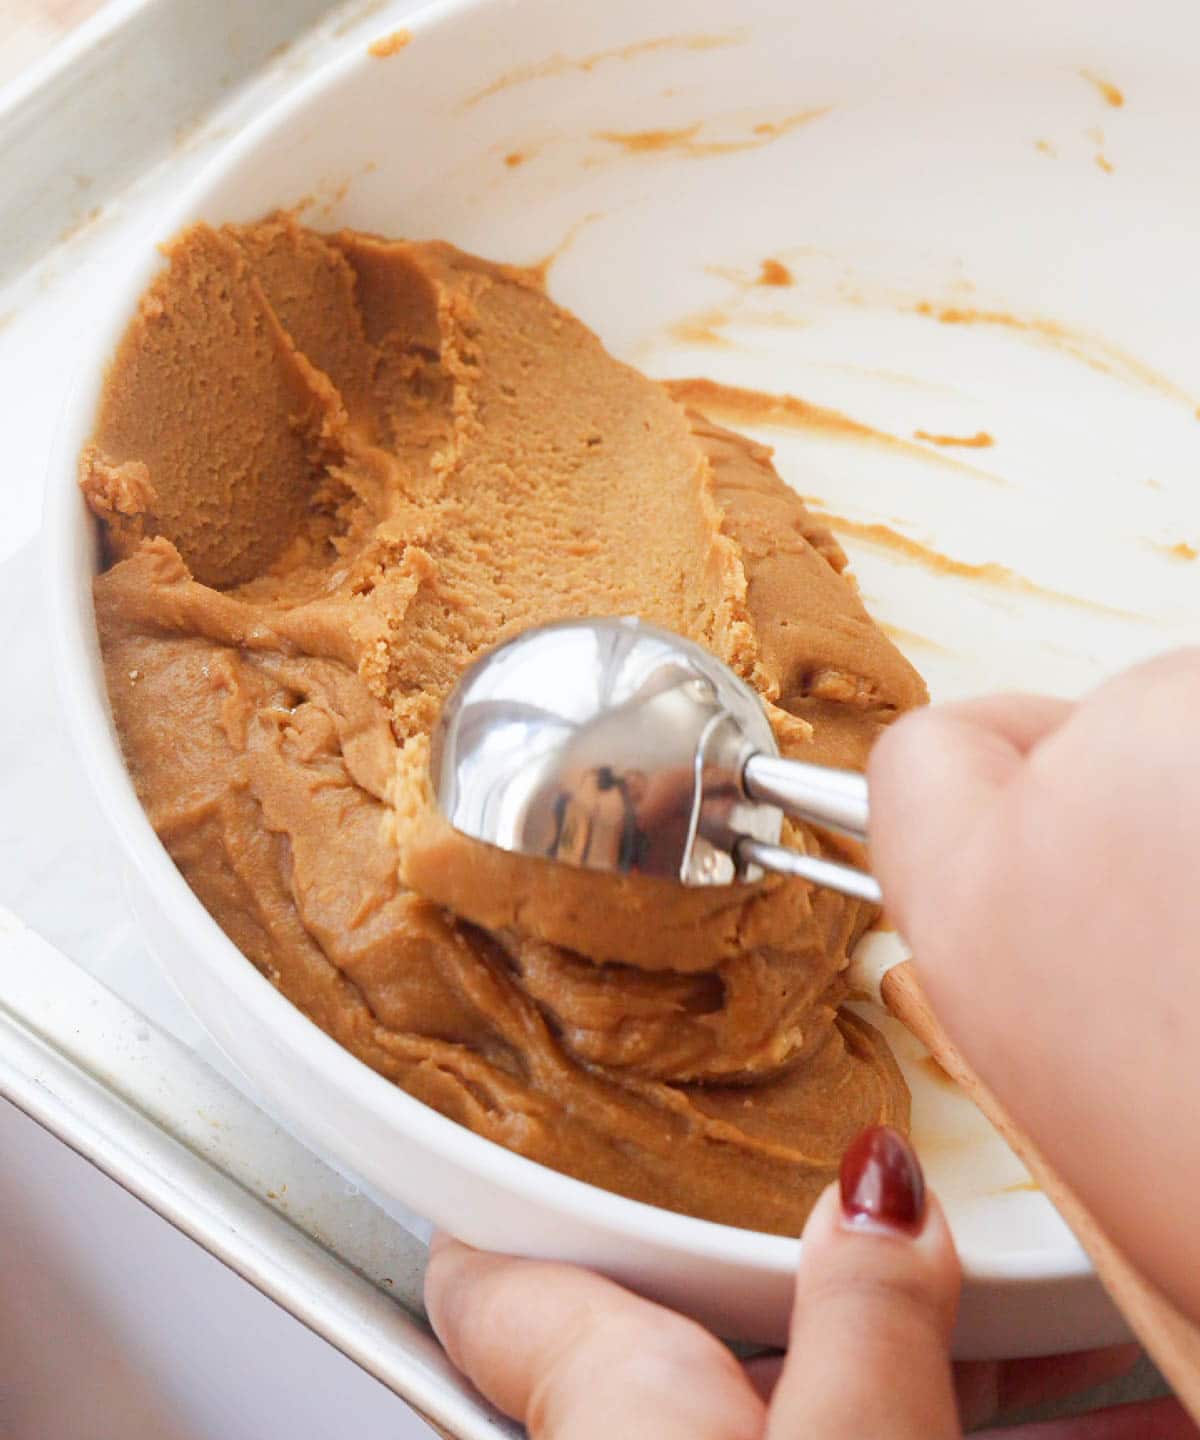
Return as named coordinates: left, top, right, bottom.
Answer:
left=839, top=1126, right=926, bottom=1233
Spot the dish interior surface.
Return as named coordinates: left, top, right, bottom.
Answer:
left=51, top=0, right=1200, bottom=1352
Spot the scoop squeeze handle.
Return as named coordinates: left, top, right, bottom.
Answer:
left=743, top=754, right=871, bottom=842
left=738, top=755, right=880, bottom=903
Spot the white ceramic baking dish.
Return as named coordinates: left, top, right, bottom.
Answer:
left=46, top=0, right=1200, bottom=1356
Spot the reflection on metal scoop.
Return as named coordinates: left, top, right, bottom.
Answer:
left=430, top=617, right=881, bottom=903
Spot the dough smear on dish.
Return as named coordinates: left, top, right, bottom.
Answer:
left=84, top=214, right=926, bottom=1234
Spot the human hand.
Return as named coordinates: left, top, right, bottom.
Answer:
left=425, top=1127, right=1178, bottom=1438
left=869, top=649, right=1200, bottom=1324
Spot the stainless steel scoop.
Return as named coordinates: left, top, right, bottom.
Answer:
left=430, top=617, right=881, bottom=903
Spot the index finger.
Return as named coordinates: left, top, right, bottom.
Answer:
left=866, top=694, right=1072, bottom=945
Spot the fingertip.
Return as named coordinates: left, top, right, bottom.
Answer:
left=423, top=1233, right=479, bottom=1354
left=792, top=1133, right=961, bottom=1343
left=868, top=700, right=952, bottom=777
left=867, top=708, right=960, bottom=926
left=869, top=705, right=1024, bottom=945
left=840, top=1124, right=927, bottom=1236
left=797, top=1150, right=958, bottom=1286
left=869, top=703, right=1020, bottom=824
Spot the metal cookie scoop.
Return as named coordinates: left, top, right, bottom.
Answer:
left=430, top=617, right=881, bottom=904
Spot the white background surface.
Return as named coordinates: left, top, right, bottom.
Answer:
left=0, top=1098, right=434, bottom=1438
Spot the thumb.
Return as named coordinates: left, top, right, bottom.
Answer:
left=766, top=1127, right=962, bottom=1440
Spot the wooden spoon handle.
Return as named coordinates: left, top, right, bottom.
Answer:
left=881, top=961, right=1200, bottom=1417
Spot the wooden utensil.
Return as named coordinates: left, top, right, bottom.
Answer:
left=882, top=960, right=1200, bottom=1418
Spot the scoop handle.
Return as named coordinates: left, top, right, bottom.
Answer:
left=735, top=838, right=882, bottom=904
left=743, top=753, right=871, bottom=843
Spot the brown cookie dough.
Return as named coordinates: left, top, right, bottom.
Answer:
left=84, top=214, right=926, bottom=1233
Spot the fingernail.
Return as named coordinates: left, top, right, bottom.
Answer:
left=839, top=1125, right=926, bottom=1234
